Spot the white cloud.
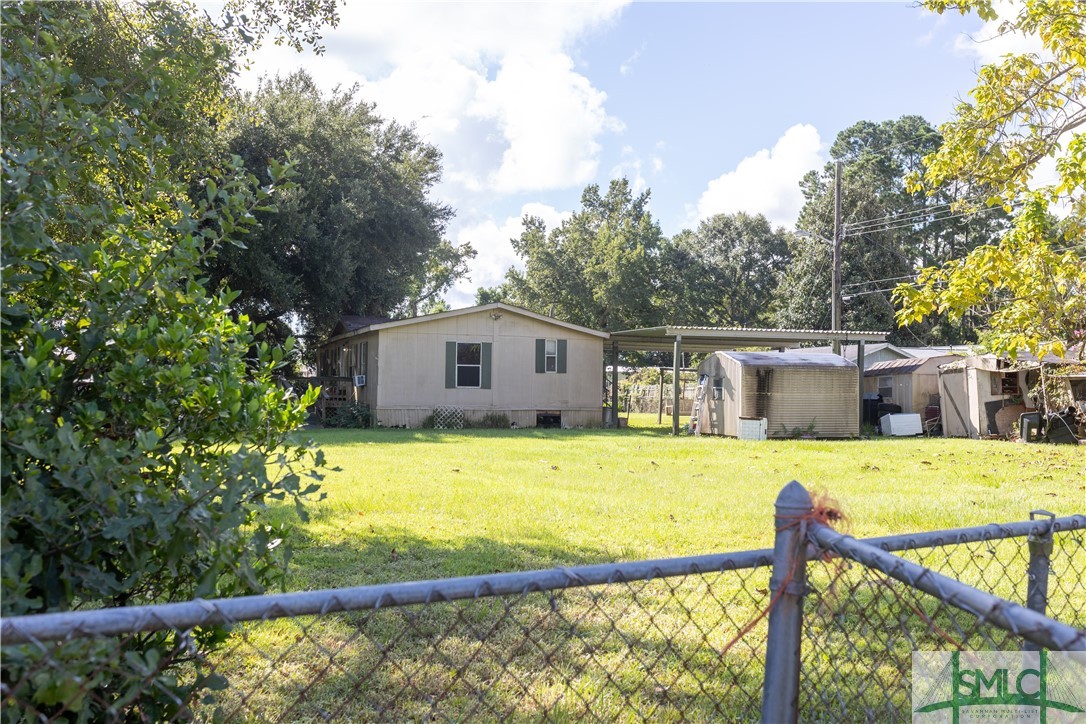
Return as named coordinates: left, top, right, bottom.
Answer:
left=915, top=12, right=949, bottom=46
left=1029, top=133, right=1074, bottom=217
left=477, top=53, right=622, bottom=193
left=695, top=124, right=825, bottom=228
left=651, top=156, right=664, bottom=174
left=952, top=0, right=1046, bottom=63
left=238, top=2, right=628, bottom=196
left=448, top=203, right=573, bottom=304
left=609, top=146, right=647, bottom=193
left=619, top=44, right=645, bottom=76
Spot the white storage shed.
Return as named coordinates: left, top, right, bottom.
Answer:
left=695, top=351, right=859, bottom=438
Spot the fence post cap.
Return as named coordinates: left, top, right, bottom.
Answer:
left=775, top=480, right=812, bottom=512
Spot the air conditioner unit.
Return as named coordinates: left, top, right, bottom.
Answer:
left=353, top=374, right=366, bottom=387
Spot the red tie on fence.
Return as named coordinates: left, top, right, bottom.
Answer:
left=719, top=489, right=965, bottom=659
left=719, top=489, right=847, bottom=657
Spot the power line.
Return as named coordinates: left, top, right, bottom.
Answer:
left=801, top=252, right=831, bottom=320
left=843, top=243, right=1081, bottom=294
left=845, top=196, right=994, bottom=232
left=842, top=275, right=917, bottom=290
left=853, top=230, right=915, bottom=265
left=785, top=234, right=832, bottom=330
left=852, top=204, right=1017, bottom=236
left=847, top=198, right=1010, bottom=233
left=843, top=287, right=901, bottom=297
left=850, top=247, right=932, bottom=347
left=847, top=189, right=1072, bottom=234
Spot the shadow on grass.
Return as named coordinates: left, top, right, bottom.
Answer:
left=283, top=528, right=624, bottom=591
left=306, top=426, right=674, bottom=446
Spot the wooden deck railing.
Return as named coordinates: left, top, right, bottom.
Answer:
left=290, top=377, right=354, bottom=421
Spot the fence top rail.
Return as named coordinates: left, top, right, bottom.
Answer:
left=807, top=521, right=1086, bottom=652
left=3, top=512, right=1081, bottom=646
left=0, top=548, right=774, bottom=645
left=844, top=514, right=1085, bottom=554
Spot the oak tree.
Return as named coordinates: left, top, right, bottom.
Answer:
left=208, top=71, right=472, bottom=349
left=659, top=212, right=791, bottom=327
left=495, top=179, right=664, bottom=331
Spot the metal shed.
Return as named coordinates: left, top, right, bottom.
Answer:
left=608, top=326, right=887, bottom=434
left=862, top=355, right=956, bottom=415
left=695, top=351, right=859, bottom=438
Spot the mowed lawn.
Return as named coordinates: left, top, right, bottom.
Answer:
left=212, top=423, right=1084, bottom=721
left=276, top=418, right=1085, bottom=591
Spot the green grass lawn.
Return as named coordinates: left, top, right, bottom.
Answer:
left=274, top=424, right=1084, bottom=589
left=212, top=427, right=1084, bottom=721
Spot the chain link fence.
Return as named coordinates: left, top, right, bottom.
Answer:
left=799, top=519, right=1086, bottom=721
left=2, top=484, right=1083, bottom=722
left=1, top=553, right=776, bottom=722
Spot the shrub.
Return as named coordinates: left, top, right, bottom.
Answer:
left=0, top=3, right=325, bottom=718
left=472, top=412, right=511, bottom=429
left=326, top=401, right=373, bottom=428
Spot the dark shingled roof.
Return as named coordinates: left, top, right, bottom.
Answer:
left=337, top=315, right=392, bottom=334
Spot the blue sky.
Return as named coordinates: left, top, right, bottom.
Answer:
left=237, top=1, right=1029, bottom=306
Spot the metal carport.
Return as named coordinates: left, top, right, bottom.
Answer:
left=607, top=326, right=889, bottom=434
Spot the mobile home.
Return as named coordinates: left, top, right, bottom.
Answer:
left=316, top=303, right=608, bottom=428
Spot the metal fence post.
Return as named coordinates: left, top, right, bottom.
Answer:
left=1024, top=509, right=1054, bottom=652
left=761, top=481, right=812, bottom=724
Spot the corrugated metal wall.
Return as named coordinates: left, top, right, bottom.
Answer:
left=740, top=366, right=858, bottom=438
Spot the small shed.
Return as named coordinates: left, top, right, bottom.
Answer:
left=695, top=351, right=858, bottom=438
left=937, top=354, right=1055, bottom=438
left=862, top=355, right=957, bottom=415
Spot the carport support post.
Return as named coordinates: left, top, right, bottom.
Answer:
left=856, top=340, right=865, bottom=432
left=762, top=481, right=811, bottom=723
left=672, top=335, right=682, bottom=435
left=611, top=341, right=620, bottom=428
left=658, top=366, right=664, bottom=425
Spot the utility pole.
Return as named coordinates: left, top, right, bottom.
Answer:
left=832, top=160, right=843, bottom=355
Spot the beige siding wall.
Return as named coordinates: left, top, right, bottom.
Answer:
left=863, top=374, right=915, bottom=412
left=372, top=310, right=603, bottom=427
left=910, top=373, right=940, bottom=413
left=720, top=355, right=744, bottom=438
left=941, top=363, right=1038, bottom=439
left=943, top=365, right=997, bottom=438
left=358, top=334, right=378, bottom=407
left=862, top=356, right=957, bottom=416
left=697, top=354, right=740, bottom=437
